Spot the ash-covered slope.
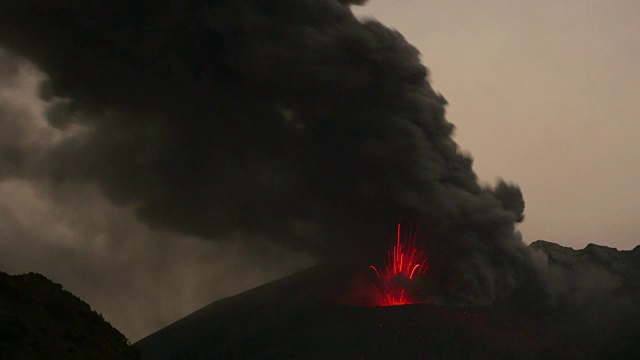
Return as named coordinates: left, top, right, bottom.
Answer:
left=531, top=240, right=640, bottom=282
left=134, top=266, right=329, bottom=360
left=0, top=271, right=139, bottom=360
left=530, top=241, right=640, bottom=358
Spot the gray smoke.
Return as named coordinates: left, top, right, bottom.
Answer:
left=0, top=48, right=313, bottom=341
left=0, top=0, right=535, bottom=304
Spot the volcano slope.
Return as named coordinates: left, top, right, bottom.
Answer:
left=133, top=266, right=571, bottom=359
left=134, top=241, right=640, bottom=360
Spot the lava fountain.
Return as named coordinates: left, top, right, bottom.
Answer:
left=369, top=224, right=428, bottom=306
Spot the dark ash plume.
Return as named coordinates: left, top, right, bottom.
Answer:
left=0, top=0, right=536, bottom=304
left=338, top=0, right=370, bottom=5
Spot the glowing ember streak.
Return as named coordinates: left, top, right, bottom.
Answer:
left=369, top=224, right=428, bottom=306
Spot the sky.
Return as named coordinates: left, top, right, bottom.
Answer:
left=0, top=0, right=638, bottom=343
left=355, top=0, right=640, bottom=251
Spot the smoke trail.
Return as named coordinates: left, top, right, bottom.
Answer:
left=0, top=0, right=534, bottom=304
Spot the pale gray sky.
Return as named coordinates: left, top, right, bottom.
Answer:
left=355, top=0, right=640, bottom=250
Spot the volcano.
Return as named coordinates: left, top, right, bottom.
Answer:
left=132, top=264, right=570, bottom=359
left=133, top=241, right=640, bottom=359
left=0, top=1, right=638, bottom=358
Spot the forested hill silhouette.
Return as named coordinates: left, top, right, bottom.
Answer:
left=0, top=271, right=140, bottom=360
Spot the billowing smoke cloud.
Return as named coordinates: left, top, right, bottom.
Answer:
left=0, top=0, right=534, bottom=304
left=0, top=50, right=312, bottom=341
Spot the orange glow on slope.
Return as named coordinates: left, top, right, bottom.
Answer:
left=369, top=224, right=428, bottom=306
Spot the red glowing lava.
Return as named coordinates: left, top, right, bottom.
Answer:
left=369, top=224, right=428, bottom=306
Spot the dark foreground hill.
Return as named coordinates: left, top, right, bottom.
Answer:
left=135, top=242, right=640, bottom=360
left=0, top=271, right=140, bottom=360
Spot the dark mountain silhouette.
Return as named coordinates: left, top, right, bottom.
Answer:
left=530, top=240, right=640, bottom=281
left=0, top=271, right=140, bottom=360
left=134, top=241, right=640, bottom=359
left=528, top=241, right=640, bottom=358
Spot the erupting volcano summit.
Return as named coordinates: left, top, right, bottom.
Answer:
left=368, top=224, right=429, bottom=306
